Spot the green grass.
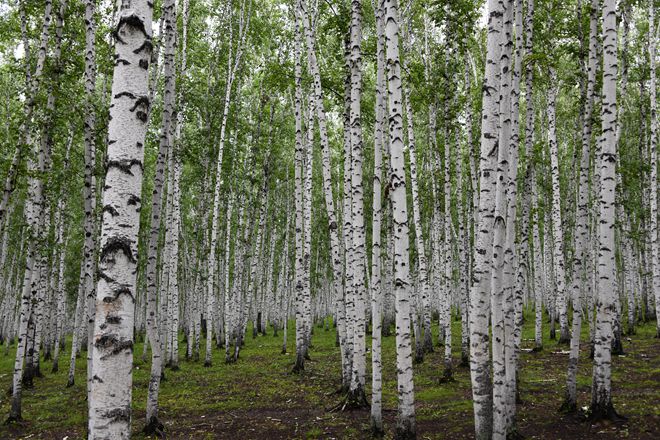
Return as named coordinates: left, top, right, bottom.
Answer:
left=0, top=310, right=658, bottom=439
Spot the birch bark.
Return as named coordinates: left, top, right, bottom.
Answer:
left=88, top=1, right=153, bottom=437
left=469, top=0, right=504, bottom=436
left=591, top=0, right=620, bottom=420
left=370, top=1, right=385, bottom=431
left=383, top=0, right=415, bottom=436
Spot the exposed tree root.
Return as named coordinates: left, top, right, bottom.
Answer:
left=143, top=416, right=165, bottom=438
left=589, top=401, right=627, bottom=423
left=328, top=385, right=369, bottom=412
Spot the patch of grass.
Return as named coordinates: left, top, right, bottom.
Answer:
left=0, top=311, right=658, bottom=439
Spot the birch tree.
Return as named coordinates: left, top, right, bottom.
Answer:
left=88, top=1, right=153, bottom=437
left=383, top=0, right=415, bottom=436
left=590, top=0, right=621, bottom=421
left=469, top=0, right=504, bottom=436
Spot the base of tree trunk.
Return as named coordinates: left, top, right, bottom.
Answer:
left=51, top=361, right=59, bottom=374
left=371, top=420, right=384, bottom=438
left=414, top=345, right=424, bottom=364
left=549, top=328, right=556, bottom=340
left=611, top=341, right=625, bottom=356
left=292, top=354, right=305, bottom=373
left=22, top=368, right=34, bottom=389
left=589, top=401, right=626, bottom=423
left=559, top=398, right=577, bottom=414
left=394, top=416, right=416, bottom=440
left=66, top=378, right=74, bottom=388
left=204, top=360, right=212, bottom=367
left=459, top=354, right=469, bottom=367
left=438, top=367, right=454, bottom=384
left=329, top=385, right=369, bottom=412
left=143, top=416, right=165, bottom=438
left=5, top=414, right=23, bottom=426
left=531, top=345, right=543, bottom=353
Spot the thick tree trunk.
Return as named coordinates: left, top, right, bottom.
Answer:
left=491, top=4, right=513, bottom=437
left=591, top=0, right=620, bottom=421
left=347, top=0, right=368, bottom=407
left=88, top=2, right=153, bottom=437
left=383, top=0, right=415, bottom=436
left=469, top=0, right=504, bottom=437
left=370, top=1, right=385, bottom=431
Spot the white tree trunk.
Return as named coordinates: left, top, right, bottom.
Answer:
left=9, top=0, right=54, bottom=421
left=370, top=1, right=385, bottom=431
left=591, top=0, right=619, bottom=419
left=300, top=0, right=348, bottom=387
left=548, top=71, right=569, bottom=344
left=347, top=0, right=368, bottom=406
left=402, top=27, right=433, bottom=362
left=469, top=0, right=504, bottom=437
left=383, top=0, right=415, bottom=435
left=88, top=2, right=153, bottom=437
left=293, top=0, right=307, bottom=373
left=563, top=0, right=599, bottom=411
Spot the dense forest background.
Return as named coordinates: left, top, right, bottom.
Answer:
left=0, top=0, right=658, bottom=438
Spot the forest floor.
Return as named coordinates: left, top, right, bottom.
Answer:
left=0, top=311, right=658, bottom=439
